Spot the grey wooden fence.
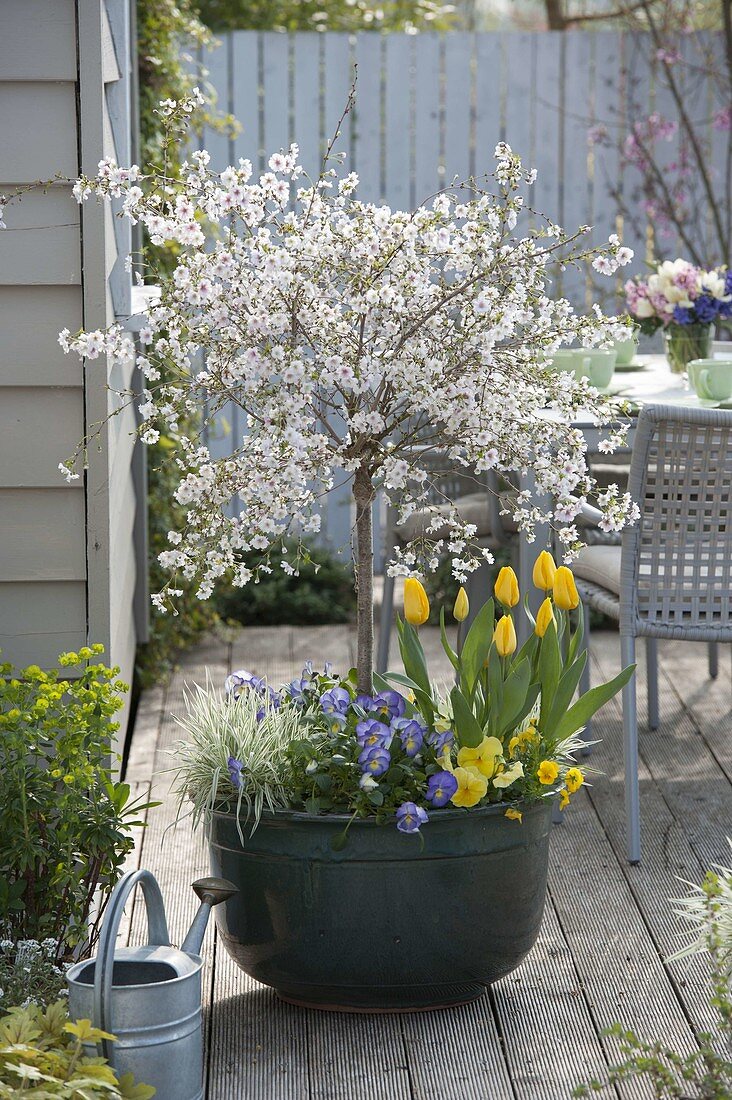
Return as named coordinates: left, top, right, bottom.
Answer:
left=194, top=29, right=723, bottom=563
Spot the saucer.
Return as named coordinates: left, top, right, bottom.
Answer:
left=615, top=361, right=647, bottom=372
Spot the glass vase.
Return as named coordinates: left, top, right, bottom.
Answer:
left=663, top=323, right=712, bottom=374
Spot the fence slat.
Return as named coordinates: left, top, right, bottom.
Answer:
left=413, top=32, right=440, bottom=205
left=324, top=33, right=353, bottom=164
left=502, top=33, right=534, bottom=175
left=262, top=31, right=290, bottom=159
left=619, top=30, right=651, bottom=272
left=354, top=33, right=383, bottom=203
left=444, top=33, right=473, bottom=185
left=474, top=34, right=502, bottom=183
left=201, top=40, right=230, bottom=171
left=384, top=34, right=412, bottom=210
left=232, top=31, right=260, bottom=170
left=533, top=31, right=562, bottom=232
left=591, top=31, right=625, bottom=311
left=293, top=32, right=321, bottom=182
left=560, top=30, right=593, bottom=306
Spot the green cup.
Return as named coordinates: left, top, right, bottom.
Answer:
left=688, top=358, right=732, bottom=402
left=613, top=333, right=639, bottom=366
left=548, top=348, right=616, bottom=388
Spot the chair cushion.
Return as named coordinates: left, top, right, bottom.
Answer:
left=572, top=544, right=621, bottom=596
left=397, top=491, right=517, bottom=545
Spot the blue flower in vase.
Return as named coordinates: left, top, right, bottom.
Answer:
left=426, top=770, right=459, bottom=807
left=358, top=745, right=391, bottom=777
left=672, top=304, right=694, bottom=325
left=694, top=295, right=719, bottom=324
left=395, top=802, right=429, bottom=834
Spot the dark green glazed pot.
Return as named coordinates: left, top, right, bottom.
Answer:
left=208, top=799, right=552, bottom=1012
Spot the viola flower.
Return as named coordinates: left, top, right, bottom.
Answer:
left=504, top=807, right=523, bottom=823
left=319, top=686, right=351, bottom=716
left=395, top=802, right=429, bottom=834
left=559, top=788, right=570, bottom=810
left=372, top=690, right=406, bottom=721
left=427, top=728, right=455, bottom=755
left=457, top=736, right=503, bottom=779
left=228, top=756, right=245, bottom=790
left=392, top=716, right=425, bottom=757
left=358, top=745, right=391, bottom=777
left=426, top=770, right=459, bottom=807
left=537, top=760, right=560, bottom=786
left=356, top=717, right=392, bottom=749
left=493, top=761, right=524, bottom=789
left=225, top=669, right=266, bottom=698
left=509, top=727, right=539, bottom=757
left=565, top=767, right=584, bottom=793
left=355, top=693, right=376, bottom=711
left=450, top=767, right=488, bottom=808
left=359, top=773, right=379, bottom=792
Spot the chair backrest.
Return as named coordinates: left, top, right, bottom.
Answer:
left=620, top=404, right=732, bottom=638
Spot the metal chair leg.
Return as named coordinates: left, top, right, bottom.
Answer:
left=708, top=641, right=719, bottom=679
left=551, top=795, right=564, bottom=825
left=621, top=633, right=641, bottom=864
left=579, top=601, right=592, bottom=757
left=646, top=637, right=659, bottom=730
left=377, top=571, right=395, bottom=674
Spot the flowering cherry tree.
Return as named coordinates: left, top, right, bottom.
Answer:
left=60, top=91, right=637, bottom=692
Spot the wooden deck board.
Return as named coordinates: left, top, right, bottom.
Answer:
left=124, top=624, right=731, bottom=1100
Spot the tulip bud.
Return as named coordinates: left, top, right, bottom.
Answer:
left=404, top=577, right=430, bottom=626
left=534, top=597, right=555, bottom=637
left=553, top=566, right=580, bottom=611
left=453, top=586, right=469, bottom=623
left=494, top=565, right=519, bottom=608
left=532, top=550, right=557, bottom=591
left=493, top=614, right=517, bottom=657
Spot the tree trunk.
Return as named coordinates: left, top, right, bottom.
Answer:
left=544, top=0, right=567, bottom=29
left=353, top=463, right=375, bottom=695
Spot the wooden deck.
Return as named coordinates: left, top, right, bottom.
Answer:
left=124, top=625, right=732, bottom=1099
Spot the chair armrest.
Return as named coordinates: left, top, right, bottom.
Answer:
left=578, top=501, right=604, bottom=528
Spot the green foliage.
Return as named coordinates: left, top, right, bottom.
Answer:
left=0, top=941, right=67, bottom=1012
left=575, top=872, right=732, bottom=1099
left=213, top=542, right=356, bottom=627
left=0, top=650, right=151, bottom=958
left=197, top=0, right=459, bottom=32
left=0, top=1000, right=155, bottom=1098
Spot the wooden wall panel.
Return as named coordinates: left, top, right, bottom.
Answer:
left=0, top=489, right=86, bottom=581
left=0, top=1, right=77, bottom=82
left=0, top=84, right=78, bottom=180
left=0, top=189, right=81, bottom=285
left=0, top=287, right=83, bottom=386
left=0, top=387, right=83, bottom=488
left=0, top=581, right=87, bottom=668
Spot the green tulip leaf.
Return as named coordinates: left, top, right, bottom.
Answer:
left=460, top=598, right=495, bottom=698
left=544, top=651, right=587, bottom=738
left=552, top=664, right=636, bottom=742
left=450, top=686, right=485, bottom=748
left=537, top=620, right=561, bottom=729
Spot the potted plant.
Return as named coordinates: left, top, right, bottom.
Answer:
left=625, top=259, right=732, bottom=373
left=174, top=559, right=631, bottom=1010
left=60, top=90, right=639, bottom=1009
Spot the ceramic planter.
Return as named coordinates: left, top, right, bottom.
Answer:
left=208, top=799, right=552, bottom=1012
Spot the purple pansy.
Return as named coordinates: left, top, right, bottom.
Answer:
left=427, top=728, right=456, bottom=755
left=355, top=693, right=376, bottom=711
left=395, top=802, right=429, bottom=834
left=358, top=745, right=391, bottom=777
left=225, top=669, right=266, bottom=698
left=319, top=686, right=351, bottom=716
left=372, top=690, right=406, bottom=721
left=228, top=756, right=245, bottom=789
left=426, top=770, right=459, bottom=807
left=392, top=717, right=425, bottom=758
left=356, top=717, right=392, bottom=749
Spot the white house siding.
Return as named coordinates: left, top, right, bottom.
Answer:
left=0, top=0, right=141, bottom=741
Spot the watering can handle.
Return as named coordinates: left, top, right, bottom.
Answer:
left=93, top=868, right=170, bottom=1067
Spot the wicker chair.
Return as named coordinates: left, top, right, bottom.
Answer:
left=376, top=464, right=518, bottom=673
left=572, top=405, right=732, bottom=864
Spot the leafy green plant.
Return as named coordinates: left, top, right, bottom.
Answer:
left=0, top=1000, right=154, bottom=1098
left=197, top=0, right=459, bottom=32
left=0, top=940, right=68, bottom=1011
left=213, top=541, right=355, bottom=626
left=0, top=649, right=152, bottom=959
left=575, top=866, right=732, bottom=1099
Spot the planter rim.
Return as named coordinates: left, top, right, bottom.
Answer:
left=210, top=797, right=552, bottom=829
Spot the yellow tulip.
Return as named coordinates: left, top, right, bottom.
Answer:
left=453, top=586, right=469, bottom=622
left=553, top=566, right=580, bottom=611
left=450, top=766, right=488, bottom=807
left=457, top=735, right=503, bottom=778
left=494, top=565, right=519, bottom=608
left=493, top=614, right=517, bottom=657
left=403, top=577, right=430, bottom=626
left=534, top=597, right=555, bottom=638
left=532, top=550, right=557, bottom=591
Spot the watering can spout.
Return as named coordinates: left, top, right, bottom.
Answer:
left=181, top=877, right=238, bottom=955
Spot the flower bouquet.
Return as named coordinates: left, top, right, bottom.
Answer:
left=625, top=259, right=732, bottom=373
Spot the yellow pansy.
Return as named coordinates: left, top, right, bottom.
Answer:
left=450, top=766, right=488, bottom=807
left=493, top=760, right=524, bottom=789
left=505, top=807, right=523, bottom=824
left=457, top=735, right=503, bottom=778
left=494, top=566, right=520, bottom=608
left=508, top=726, right=539, bottom=757
left=565, top=767, right=584, bottom=793
left=537, top=759, right=560, bottom=786
left=559, top=788, right=570, bottom=810
left=535, top=597, right=555, bottom=638
left=404, top=577, right=430, bottom=626
left=553, top=566, right=580, bottom=611
left=493, top=614, right=517, bottom=657
left=453, top=586, right=469, bottom=622
left=533, top=550, right=557, bottom=591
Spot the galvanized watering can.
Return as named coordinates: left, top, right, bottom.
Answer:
left=67, top=869, right=236, bottom=1100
